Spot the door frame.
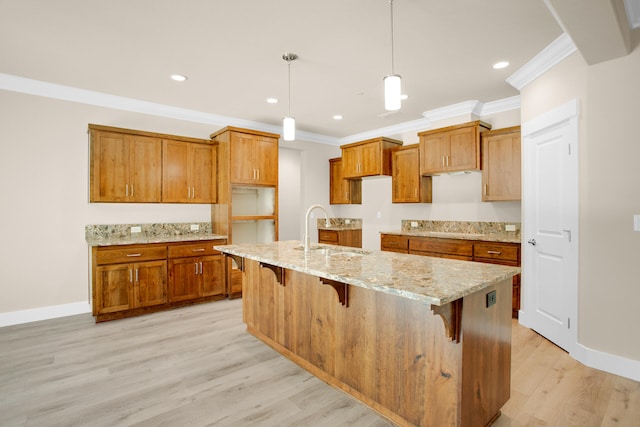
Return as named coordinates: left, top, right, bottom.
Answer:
left=520, top=98, right=579, bottom=354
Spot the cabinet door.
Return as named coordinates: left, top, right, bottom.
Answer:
left=330, top=158, right=361, bottom=204
left=359, top=142, right=381, bottom=176
left=482, top=129, right=521, bottom=201
left=393, top=147, right=420, bottom=202
left=255, top=136, right=278, bottom=185
left=420, top=133, right=448, bottom=175
left=447, top=126, right=478, bottom=172
left=92, top=131, right=130, bottom=202
left=129, top=135, right=162, bottom=202
left=200, top=255, right=225, bottom=297
left=191, top=143, right=216, bottom=202
left=134, top=260, right=167, bottom=308
left=230, top=133, right=257, bottom=184
left=168, top=258, right=200, bottom=302
left=162, top=140, right=190, bottom=202
left=341, top=146, right=361, bottom=178
left=95, top=263, right=133, bottom=314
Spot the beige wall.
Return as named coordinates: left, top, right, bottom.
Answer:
left=521, top=49, right=640, bottom=361
left=0, top=90, right=342, bottom=315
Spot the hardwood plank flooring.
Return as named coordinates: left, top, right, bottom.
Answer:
left=0, top=299, right=638, bottom=426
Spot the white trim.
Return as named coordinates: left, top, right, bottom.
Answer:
left=624, top=0, right=640, bottom=29
left=573, top=343, right=640, bottom=382
left=479, top=95, right=521, bottom=116
left=506, top=33, right=577, bottom=91
left=0, top=301, right=91, bottom=328
left=421, top=100, right=482, bottom=121
left=521, top=98, right=579, bottom=136
left=339, top=116, right=432, bottom=144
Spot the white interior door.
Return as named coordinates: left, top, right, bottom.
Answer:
left=521, top=100, right=578, bottom=353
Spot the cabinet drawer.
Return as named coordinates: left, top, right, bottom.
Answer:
left=95, top=244, right=167, bottom=265
left=473, top=242, right=519, bottom=264
left=409, top=250, right=473, bottom=261
left=381, top=234, right=409, bottom=252
left=167, top=240, right=223, bottom=258
left=409, top=237, right=473, bottom=257
left=318, top=230, right=339, bottom=244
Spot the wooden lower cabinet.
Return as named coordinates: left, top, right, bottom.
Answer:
left=381, top=234, right=522, bottom=317
left=318, top=229, right=362, bottom=248
left=91, top=239, right=226, bottom=322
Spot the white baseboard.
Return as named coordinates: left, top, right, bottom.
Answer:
left=573, top=344, right=640, bottom=382
left=0, top=301, right=92, bottom=328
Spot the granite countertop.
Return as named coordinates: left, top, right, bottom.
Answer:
left=380, top=229, right=520, bottom=244
left=86, top=233, right=228, bottom=247
left=214, top=240, right=520, bottom=306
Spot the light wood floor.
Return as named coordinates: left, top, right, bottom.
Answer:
left=1, top=299, right=638, bottom=427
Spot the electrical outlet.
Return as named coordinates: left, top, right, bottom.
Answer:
left=190, top=224, right=199, bottom=231
left=505, top=224, right=516, bottom=232
left=345, top=219, right=351, bottom=224
left=486, top=290, right=497, bottom=308
left=130, top=226, right=141, bottom=233
left=376, top=211, right=382, bottom=219
left=411, top=221, right=419, bottom=228
left=634, top=215, right=640, bottom=231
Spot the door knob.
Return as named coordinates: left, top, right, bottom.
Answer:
left=527, top=239, right=536, bottom=246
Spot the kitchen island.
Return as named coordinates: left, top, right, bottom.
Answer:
left=214, top=240, right=520, bottom=427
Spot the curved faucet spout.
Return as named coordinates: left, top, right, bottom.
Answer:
left=303, top=204, right=330, bottom=252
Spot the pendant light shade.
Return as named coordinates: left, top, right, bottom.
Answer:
left=283, top=116, right=295, bottom=141
left=384, top=0, right=402, bottom=111
left=282, top=53, right=297, bottom=141
left=384, top=74, right=401, bottom=111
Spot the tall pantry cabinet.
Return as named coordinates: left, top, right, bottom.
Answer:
left=210, top=127, right=280, bottom=298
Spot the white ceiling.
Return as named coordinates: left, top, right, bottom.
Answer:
left=0, top=1, right=636, bottom=141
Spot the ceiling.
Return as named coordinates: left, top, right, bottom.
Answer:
left=0, top=1, right=637, bottom=142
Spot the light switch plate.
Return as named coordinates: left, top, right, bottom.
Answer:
left=190, top=224, right=199, bottom=231
left=505, top=224, right=516, bottom=232
left=131, top=226, right=141, bottom=233
left=634, top=215, right=640, bottom=231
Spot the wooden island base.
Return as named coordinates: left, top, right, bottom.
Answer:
left=241, top=258, right=512, bottom=427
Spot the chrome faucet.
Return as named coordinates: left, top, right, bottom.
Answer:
left=303, top=204, right=330, bottom=252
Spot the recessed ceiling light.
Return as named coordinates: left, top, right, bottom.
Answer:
left=492, top=61, right=509, bottom=70
left=266, top=98, right=278, bottom=104
left=170, top=74, right=187, bottom=82
left=333, top=115, right=343, bottom=120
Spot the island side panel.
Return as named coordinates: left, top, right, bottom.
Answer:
left=461, top=278, right=512, bottom=427
left=242, top=260, right=286, bottom=345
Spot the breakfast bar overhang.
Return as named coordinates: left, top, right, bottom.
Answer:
left=215, top=240, right=521, bottom=427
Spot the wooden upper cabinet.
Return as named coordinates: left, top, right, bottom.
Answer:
left=418, top=121, right=491, bottom=175
left=90, top=127, right=162, bottom=202
left=162, top=140, right=216, bottom=203
left=225, top=130, right=278, bottom=185
left=340, top=137, right=403, bottom=178
left=481, top=126, right=521, bottom=201
left=391, top=145, right=432, bottom=203
left=329, top=157, right=361, bottom=204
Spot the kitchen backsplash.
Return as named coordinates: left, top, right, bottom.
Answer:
left=85, top=222, right=213, bottom=240
left=317, top=218, right=362, bottom=228
left=401, top=220, right=520, bottom=237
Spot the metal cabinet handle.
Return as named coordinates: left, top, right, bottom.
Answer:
left=528, top=239, right=536, bottom=246
left=126, top=253, right=141, bottom=257
left=199, top=261, right=203, bottom=275
left=135, top=268, right=139, bottom=282
left=487, top=250, right=502, bottom=255
left=192, top=248, right=205, bottom=252
left=129, top=269, right=133, bottom=282
left=126, top=184, right=129, bottom=197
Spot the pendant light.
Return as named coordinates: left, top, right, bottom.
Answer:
left=384, top=0, right=401, bottom=111
left=282, top=53, right=297, bottom=141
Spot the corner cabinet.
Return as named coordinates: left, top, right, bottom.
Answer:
left=329, top=157, right=361, bottom=204
left=418, top=121, right=491, bottom=175
left=481, top=126, right=521, bottom=201
left=91, top=239, right=227, bottom=322
left=210, top=127, right=280, bottom=298
left=340, top=137, right=403, bottom=178
left=391, top=144, right=432, bottom=203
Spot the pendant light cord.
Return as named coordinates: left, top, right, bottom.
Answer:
left=287, top=59, right=292, bottom=117
left=389, top=0, right=395, bottom=75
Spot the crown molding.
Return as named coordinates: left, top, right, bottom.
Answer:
left=479, top=95, right=521, bottom=116
left=421, top=100, right=483, bottom=122
left=338, top=116, right=432, bottom=144
left=506, top=33, right=577, bottom=91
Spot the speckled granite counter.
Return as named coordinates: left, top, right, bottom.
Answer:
left=316, top=217, right=362, bottom=231
left=381, top=219, right=521, bottom=244
left=214, top=240, right=520, bottom=306
left=85, top=222, right=227, bottom=247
